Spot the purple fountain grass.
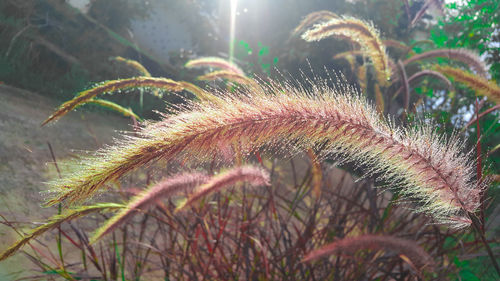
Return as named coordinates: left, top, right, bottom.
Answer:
left=408, top=70, right=453, bottom=89
left=333, top=50, right=363, bottom=61
left=0, top=203, right=123, bottom=261
left=185, top=56, right=245, bottom=76
left=86, top=99, right=142, bottom=121
left=175, top=165, right=270, bottom=212
left=291, top=10, right=339, bottom=37
left=197, top=70, right=259, bottom=88
left=383, top=39, right=412, bottom=53
left=111, top=56, right=152, bottom=77
left=178, top=81, right=222, bottom=103
left=111, top=56, right=163, bottom=98
left=90, top=172, right=209, bottom=243
left=434, top=65, right=500, bottom=104
left=197, top=70, right=263, bottom=95
left=44, top=77, right=484, bottom=228
left=42, top=77, right=185, bottom=126
left=393, top=70, right=453, bottom=99
left=404, top=48, right=489, bottom=78
left=302, top=16, right=392, bottom=85
left=302, top=234, right=434, bottom=272
left=42, top=77, right=215, bottom=126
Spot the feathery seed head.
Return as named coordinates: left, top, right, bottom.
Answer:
left=178, top=81, right=222, bottom=103
left=175, top=165, right=270, bottom=212
left=197, top=70, right=256, bottom=86
left=185, top=56, right=245, bottom=76
left=0, top=203, right=123, bottom=261
left=90, top=172, right=208, bottom=243
left=292, top=10, right=339, bottom=37
left=434, top=65, right=500, bottom=104
left=302, top=16, right=392, bottom=85
left=405, top=49, right=489, bottom=79
left=111, top=56, right=152, bottom=77
left=42, top=77, right=184, bottom=126
left=44, top=76, right=484, bottom=228
left=302, top=234, right=434, bottom=272
left=86, top=99, right=142, bottom=121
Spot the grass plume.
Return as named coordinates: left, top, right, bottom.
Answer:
left=332, top=50, right=363, bottom=62
left=185, top=56, right=245, bottom=76
left=291, top=10, right=338, bottom=37
left=175, top=165, right=270, bottom=212
left=111, top=56, right=162, bottom=99
left=111, top=56, right=151, bottom=76
left=302, top=234, right=434, bottom=272
left=0, top=203, right=123, bottom=261
left=408, top=70, right=453, bottom=89
left=404, top=49, right=489, bottom=78
left=91, top=172, right=209, bottom=243
left=197, top=70, right=263, bottom=94
left=434, top=65, right=500, bottom=104
left=383, top=39, right=412, bottom=53
left=86, top=99, right=142, bottom=121
left=44, top=77, right=483, bottom=228
left=302, top=16, right=392, bottom=85
left=394, top=70, right=453, bottom=99
left=178, top=81, right=222, bottom=103
left=197, top=70, right=256, bottom=86
left=42, top=77, right=184, bottom=126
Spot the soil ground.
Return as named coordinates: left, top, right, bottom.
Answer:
left=0, top=84, right=131, bottom=279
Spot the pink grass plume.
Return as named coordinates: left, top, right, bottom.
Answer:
left=175, top=165, right=270, bottom=212
left=185, top=56, right=245, bottom=76
left=90, top=172, right=208, bottom=243
left=302, top=234, right=434, bottom=272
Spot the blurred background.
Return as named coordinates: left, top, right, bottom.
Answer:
left=0, top=0, right=497, bottom=116
left=4, top=0, right=497, bottom=115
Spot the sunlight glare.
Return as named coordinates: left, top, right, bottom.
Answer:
left=229, top=0, right=238, bottom=63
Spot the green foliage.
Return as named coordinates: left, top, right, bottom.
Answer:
left=429, top=1, right=500, bottom=188
left=233, top=39, right=279, bottom=76
left=0, top=0, right=160, bottom=107
left=431, top=0, right=500, bottom=81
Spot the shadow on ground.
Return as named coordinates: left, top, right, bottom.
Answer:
left=0, top=84, right=132, bottom=279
